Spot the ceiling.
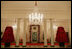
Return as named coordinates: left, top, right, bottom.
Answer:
left=1, top=1, right=71, bottom=20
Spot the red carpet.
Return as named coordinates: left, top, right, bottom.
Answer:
left=1, top=43, right=69, bottom=45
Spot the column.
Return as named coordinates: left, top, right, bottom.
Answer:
left=69, top=21, right=71, bottom=46
left=15, top=18, right=21, bottom=46
left=44, top=20, right=47, bottom=46
left=40, top=24, right=42, bottom=42
left=50, top=18, right=54, bottom=46
left=23, top=18, right=26, bottom=47
left=26, top=19, right=29, bottom=42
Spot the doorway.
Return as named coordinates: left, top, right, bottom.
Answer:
left=29, top=25, right=40, bottom=43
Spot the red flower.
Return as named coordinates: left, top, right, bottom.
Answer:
left=55, top=27, right=68, bottom=42
left=1, top=26, right=15, bottom=43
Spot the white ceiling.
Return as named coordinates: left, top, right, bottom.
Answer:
left=1, top=1, right=71, bottom=19
left=1, top=1, right=71, bottom=10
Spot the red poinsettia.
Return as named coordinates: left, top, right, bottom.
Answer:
left=55, top=27, right=68, bottom=42
left=1, top=26, right=15, bottom=43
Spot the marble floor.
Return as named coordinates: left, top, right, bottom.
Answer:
left=1, top=42, right=71, bottom=48
left=1, top=45, right=71, bottom=48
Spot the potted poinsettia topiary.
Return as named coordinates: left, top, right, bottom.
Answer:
left=1, top=26, right=15, bottom=48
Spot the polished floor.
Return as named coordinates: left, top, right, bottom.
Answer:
left=1, top=45, right=71, bottom=48
left=1, top=43, right=71, bottom=48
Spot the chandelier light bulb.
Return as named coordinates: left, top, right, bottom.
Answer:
left=29, top=1, right=44, bottom=24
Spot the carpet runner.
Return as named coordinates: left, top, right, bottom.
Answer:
left=1, top=43, right=69, bottom=45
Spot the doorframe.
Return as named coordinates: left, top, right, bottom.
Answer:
left=29, top=25, right=40, bottom=43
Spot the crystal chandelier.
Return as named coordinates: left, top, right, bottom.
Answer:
left=29, top=1, right=43, bottom=24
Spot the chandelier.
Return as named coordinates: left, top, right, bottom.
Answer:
left=29, top=1, right=43, bottom=24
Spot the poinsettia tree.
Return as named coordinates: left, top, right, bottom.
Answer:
left=1, top=26, right=15, bottom=43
